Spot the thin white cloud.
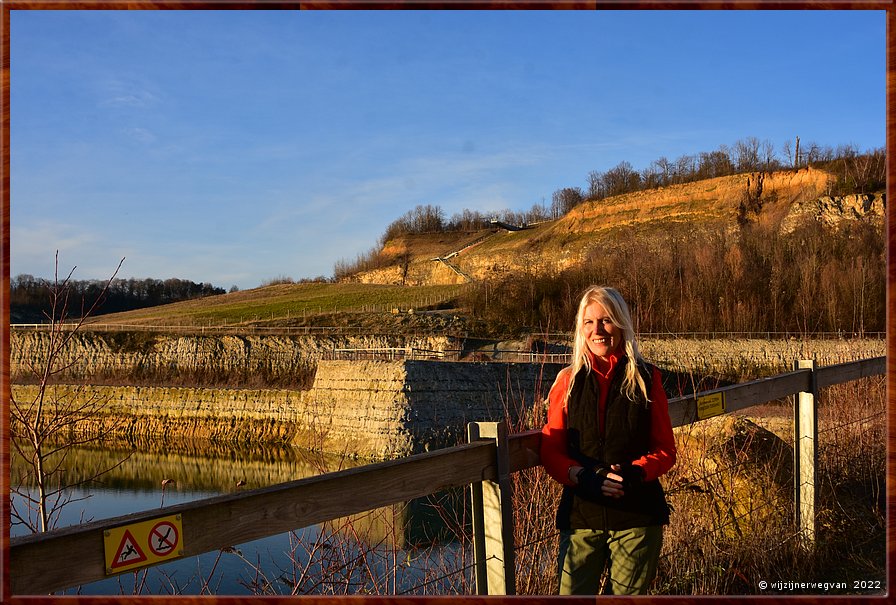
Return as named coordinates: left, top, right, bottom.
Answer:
left=245, top=145, right=550, bottom=241
left=115, top=241, right=258, bottom=285
left=12, top=222, right=98, bottom=260
left=122, top=127, right=157, bottom=144
left=97, top=76, right=161, bottom=109
left=11, top=221, right=108, bottom=279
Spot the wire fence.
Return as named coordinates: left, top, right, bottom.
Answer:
left=12, top=323, right=441, bottom=336
left=320, top=349, right=570, bottom=363
left=12, top=323, right=886, bottom=342
left=320, top=348, right=461, bottom=362
left=639, top=331, right=886, bottom=341
left=816, top=410, right=885, bottom=436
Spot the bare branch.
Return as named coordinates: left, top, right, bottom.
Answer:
left=11, top=254, right=130, bottom=533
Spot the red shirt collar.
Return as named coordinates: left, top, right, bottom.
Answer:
left=587, top=347, right=623, bottom=379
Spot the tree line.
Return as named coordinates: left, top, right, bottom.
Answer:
left=572, top=138, right=884, bottom=209
left=334, top=137, right=885, bottom=278
left=460, top=215, right=885, bottom=337
left=11, top=275, right=225, bottom=322
left=380, top=203, right=555, bottom=243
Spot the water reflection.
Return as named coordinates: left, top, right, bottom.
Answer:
left=13, top=437, right=360, bottom=494
left=11, top=438, right=466, bottom=595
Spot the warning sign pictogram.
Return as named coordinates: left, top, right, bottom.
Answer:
left=148, top=521, right=179, bottom=557
left=103, top=514, right=184, bottom=575
left=110, top=530, right=148, bottom=570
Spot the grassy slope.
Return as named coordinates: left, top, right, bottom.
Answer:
left=361, top=167, right=836, bottom=284
left=93, top=282, right=466, bottom=327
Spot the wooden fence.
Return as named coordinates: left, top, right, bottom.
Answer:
left=9, top=356, right=886, bottom=595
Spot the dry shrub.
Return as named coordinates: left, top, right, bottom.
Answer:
left=226, top=506, right=470, bottom=595
left=655, top=375, right=885, bottom=595
left=813, top=376, right=886, bottom=583
left=658, top=417, right=801, bottom=594
left=511, top=466, right=562, bottom=595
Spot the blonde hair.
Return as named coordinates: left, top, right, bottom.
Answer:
left=567, top=285, right=650, bottom=403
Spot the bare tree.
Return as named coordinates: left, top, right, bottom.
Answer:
left=801, top=141, right=835, bottom=167
left=782, top=139, right=795, bottom=169
left=397, top=252, right=412, bottom=286
left=381, top=204, right=445, bottom=240
left=586, top=170, right=605, bottom=200
left=733, top=137, right=761, bottom=172
left=640, top=164, right=662, bottom=190
left=759, top=139, right=778, bottom=171
left=697, top=148, right=733, bottom=179
left=833, top=146, right=886, bottom=195
left=652, top=156, right=673, bottom=187
left=673, top=154, right=697, bottom=183
left=525, top=201, right=550, bottom=224
left=11, top=254, right=128, bottom=533
left=550, top=187, right=584, bottom=217
left=601, top=161, right=641, bottom=197
left=447, top=208, right=487, bottom=232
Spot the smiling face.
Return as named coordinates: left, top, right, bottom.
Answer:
left=581, top=301, right=622, bottom=360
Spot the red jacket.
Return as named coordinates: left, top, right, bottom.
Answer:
left=540, top=350, right=677, bottom=485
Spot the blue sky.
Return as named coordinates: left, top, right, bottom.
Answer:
left=9, top=10, right=886, bottom=290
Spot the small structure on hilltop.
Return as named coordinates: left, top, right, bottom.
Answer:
left=489, top=218, right=529, bottom=231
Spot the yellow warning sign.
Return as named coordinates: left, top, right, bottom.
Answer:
left=104, top=514, right=183, bottom=574
left=697, top=392, right=725, bottom=420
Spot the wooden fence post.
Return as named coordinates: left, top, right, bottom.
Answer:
left=467, top=421, right=516, bottom=595
left=793, top=359, right=818, bottom=545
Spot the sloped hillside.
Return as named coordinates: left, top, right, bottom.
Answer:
left=356, top=167, right=852, bottom=286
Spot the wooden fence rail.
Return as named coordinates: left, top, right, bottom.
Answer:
left=9, top=356, right=886, bottom=595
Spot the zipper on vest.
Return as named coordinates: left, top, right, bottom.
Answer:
left=596, top=372, right=607, bottom=456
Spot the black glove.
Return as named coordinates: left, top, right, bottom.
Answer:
left=615, top=463, right=645, bottom=490
left=575, top=466, right=613, bottom=501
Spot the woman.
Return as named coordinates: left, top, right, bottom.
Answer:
left=540, top=285, right=676, bottom=595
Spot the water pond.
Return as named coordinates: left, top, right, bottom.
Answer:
left=11, top=440, right=469, bottom=596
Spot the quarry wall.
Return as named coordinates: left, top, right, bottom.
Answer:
left=11, top=329, right=883, bottom=459
left=10, top=331, right=458, bottom=385
left=11, top=358, right=562, bottom=460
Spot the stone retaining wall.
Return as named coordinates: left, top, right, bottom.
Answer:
left=305, top=360, right=562, bottom=458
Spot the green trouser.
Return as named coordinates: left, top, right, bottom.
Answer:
left=557, top=526, right=663, bottom=595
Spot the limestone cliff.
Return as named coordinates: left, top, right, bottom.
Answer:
left=11, top=330, right=457, bottom=386
left=11, top=360, right=561, bottom=460
left=779, top=193, right=885, bottom=233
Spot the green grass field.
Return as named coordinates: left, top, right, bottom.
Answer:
left=91, top=282, right=467, bottom=327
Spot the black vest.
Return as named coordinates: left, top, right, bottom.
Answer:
left=557, top=358, right=671, bottom=530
